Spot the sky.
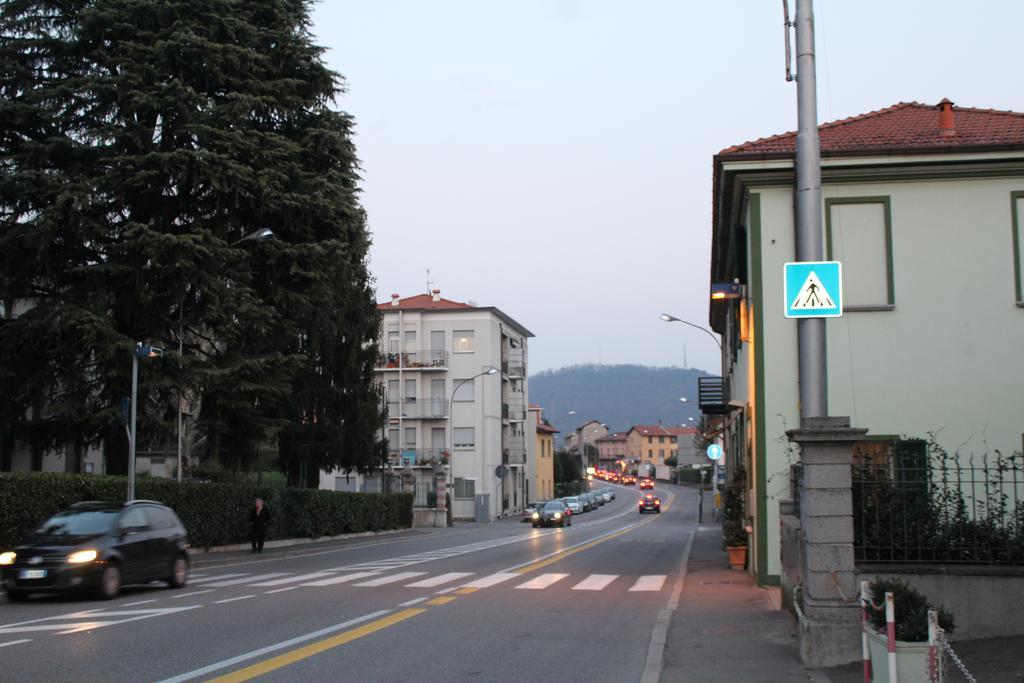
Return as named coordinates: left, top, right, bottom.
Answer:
left=309, top=1, right=1023, bottom=374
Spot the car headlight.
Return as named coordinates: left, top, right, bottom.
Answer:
left=553, top=512, right=561, bottom=519
left=68, top=549, right=98, bottom=564
left=0, top=551, right=15, bottom=565
left=531, top=512, right=540, bottom=519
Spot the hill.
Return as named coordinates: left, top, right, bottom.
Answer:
left=528, top=364, right=710, bottom=439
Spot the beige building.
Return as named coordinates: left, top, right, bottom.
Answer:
left=527, top=404, right=557, bottom=502
left=594, top=431, right=628, bottom=470
left=626, top=425, right=676, bottom=469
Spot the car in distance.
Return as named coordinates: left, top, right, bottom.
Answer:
left=532, top=501, right=571, bottom=528
left=621, top=476, right=636, bottom=485
left=639, top=478, right=654, bottom=490
left=600, top=487, right=615, bottom=501
left=563, top=497, right=583, bottom=515
left=523, top=501, right=545, bottom=521
left=638, top=494, right=662, bottom=514
left=1, top=500, right=190, bottom=601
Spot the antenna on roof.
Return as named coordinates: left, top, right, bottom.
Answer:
left=426, top=268, right=434, bottom=294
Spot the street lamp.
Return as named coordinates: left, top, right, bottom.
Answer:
left=447, top=366, right=498, bottom=491
left=659, top=313, right=722, bottom=350
left=176, top=227, right=273, bottom=481
left=129, top=343, right=164, bottom=501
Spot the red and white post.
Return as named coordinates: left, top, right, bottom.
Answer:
left=927, top=609, right=940, bottom=682
left=861, top=580, right=872, bottom=683
left=885, top=591, right=899, bottom=683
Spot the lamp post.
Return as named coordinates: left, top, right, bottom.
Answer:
left=659, top=313, right=722, bottom=350
left=447, top=366, right=498, bottom=493
left=129, top=343, right=164, bottom=502
left=176, top=228, right=273, bottom=482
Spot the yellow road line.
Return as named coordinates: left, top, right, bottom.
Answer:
left=208, top=608, right=427, bottom=683
left=454, top=587, right=478, bottom=595
left=426, top=596, right=457, bottom=606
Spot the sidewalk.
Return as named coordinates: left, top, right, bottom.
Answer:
left=661, top=525, right=818, bottom=682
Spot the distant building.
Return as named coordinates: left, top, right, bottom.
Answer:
left=666, top=426, right=700, bottom=467
left=594, top=431, right=628, bottom=470
left=319, top=290, right=533, bottom=521
left=626, top=425, right=675, bottom=468
left=528, top=404, right=557, bottom=502
left=565, top=420, right=607, bottom=471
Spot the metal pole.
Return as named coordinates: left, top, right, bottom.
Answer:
left=129, top=351, right=138, bottom=502
left=698, top=468, right=704, bottom=523
left=177, top=299, right=183, bottom=482
left=794, top=0, right=827, bottom=420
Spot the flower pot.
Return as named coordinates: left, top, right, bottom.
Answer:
left=726, top=545, right=747, bottom=570
left=866, top=629, right=943, bottom=683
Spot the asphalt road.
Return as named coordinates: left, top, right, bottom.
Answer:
left=1, top=482, right=697, bottom=682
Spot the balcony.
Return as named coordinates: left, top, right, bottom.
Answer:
left=502, top=448, right=526, bottom=465
left=377, top=350, right=449, bottom=370
left=698, top=376, right=732, bottom=415
left=501, top=404, right=526, bottom=422
left=388, top=449, right=449, bottom=467
left=387, top=398, right=448, bottom=419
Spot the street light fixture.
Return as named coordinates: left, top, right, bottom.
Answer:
left=129, top=343, right=164, bottom=501
left=659, top=313, right=722, bottom=350
left=447, top=366, right=498, bottom=492
left=230, top=228, right=274, bottom=246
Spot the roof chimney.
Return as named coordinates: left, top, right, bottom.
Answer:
left=937, top=98, right=956, bottom=137
left=390, top=293, right=400, bottom=306
left=431, top=288, right=441, bottom=302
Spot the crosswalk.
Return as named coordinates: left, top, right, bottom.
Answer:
left=184, top=569, right=668, bottom=594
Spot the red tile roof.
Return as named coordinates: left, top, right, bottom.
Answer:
left=596, top=432, right=628, bottom=443
left=378, top=293, right=473, bottom=311
left=666, top=427, right=698, bottom=436
left=537, top=422, right=560, bottom=434
left=719, top=100, right=1024, bottom=157
left=630, top=425, right=672, bottom=438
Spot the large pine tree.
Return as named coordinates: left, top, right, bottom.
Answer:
left=0, top=0, right=386, bottom=481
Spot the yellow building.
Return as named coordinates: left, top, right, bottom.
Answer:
left=529, top=404, right=557, bottom=502
left=626, top=425, right=676, bottom=468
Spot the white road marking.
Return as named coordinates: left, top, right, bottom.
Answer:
left=572, top=574, right=618, bottom=591
left=405, top=572, right=474, bottom=588
left=398, top=597, right=430, bottom=607
left=629, top=575, right=667, bottom=592
left=264, top=587, right=298, bottom=595
left=0, top=606, right=202, bottom=636
left=213, top=595, right=255, bottom=604
left=351, top=572, right=426, bottom=587
left=250, top=572, right=333, bottom=587
left=156, top=610, right=391, bottom=683
left=188, top=573, right=250, bottom=585
left=203, top=573, right=290, bottom=587
left=0, top=639, right=31, bottom=648
left=460, top=572, right=520, bottom=589
left=301, top=571, right=380, bottom=587
left=122, top=599, right=159, bottom=606
left=171, top=589, right=216, bottom=599
left=515, top=573, right=569, bottom=590
left=434, top=587, right=458, bottom=595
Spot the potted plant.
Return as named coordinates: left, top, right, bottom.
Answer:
left=866, top=578, right=956, bottom=683
left=723, top=465, right=748, bottom=569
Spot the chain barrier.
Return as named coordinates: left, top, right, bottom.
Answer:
left=935, top=626, right=977, bottom=683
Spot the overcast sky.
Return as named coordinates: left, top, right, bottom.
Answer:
left=310, top=1, right=1023, bottom=374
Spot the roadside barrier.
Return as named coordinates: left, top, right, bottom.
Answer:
left=859, top=581, right=975, bottom=683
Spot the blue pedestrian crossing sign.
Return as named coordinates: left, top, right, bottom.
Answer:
left=784, top=261, right=843, bottom=318
left=706, top=444, right=723, bottom=461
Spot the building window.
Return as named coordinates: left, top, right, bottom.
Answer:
left=454, top=330, right=474, bottom=352
left=404, top=427, right=416, bottom=448
left=648, top=449, right=653, bottom=459
left=454, top=477, right=476, bottom=500
left=454, top=427, right=475, bottom=448
left=659, top=436, right=665, bottom=444
left=453, top=378, right=474, bottom=402
left=404, top=379, right=416, bottom=402
left=659, top=449, right=665, bottom=460
left=826, top=196, right=894, bottom=309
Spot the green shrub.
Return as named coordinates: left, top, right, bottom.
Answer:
left=0, top=472, right=412, bottom=550
left=868, top=577, right=956, bottom=642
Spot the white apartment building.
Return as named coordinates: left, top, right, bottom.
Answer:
left=321, top=290, right=533, bottom=521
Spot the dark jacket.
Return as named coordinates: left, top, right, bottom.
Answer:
left=249, top=506, right=271, bottom=533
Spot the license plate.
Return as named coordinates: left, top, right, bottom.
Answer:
left=19, top=569, right=47, bottom=580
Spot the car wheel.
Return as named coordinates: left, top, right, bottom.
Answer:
left=97, top=563, right=122, bottom=600
left=5, top=588, right=29, bottom=602
left=168, top=556, right=188, bottom=589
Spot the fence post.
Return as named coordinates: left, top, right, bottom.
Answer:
left=885, top=591, right=898, bottom=683
left=927, top=609, right=939, bottom=683
left=861, top=580, right=872, bottom=683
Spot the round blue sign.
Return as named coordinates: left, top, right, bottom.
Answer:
left=706, top=444, right=723, bottom=461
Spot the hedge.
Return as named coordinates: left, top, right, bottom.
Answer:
left=0, top=472, right=413, bottom=550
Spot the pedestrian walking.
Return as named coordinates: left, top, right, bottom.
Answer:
left=249, top=498, right=271, bottom=553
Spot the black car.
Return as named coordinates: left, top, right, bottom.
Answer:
left=1, top=500, right=190, bottom=601
left=531, top=501, right=572, bottom=528
left=638, top=494, right=662, bottom=514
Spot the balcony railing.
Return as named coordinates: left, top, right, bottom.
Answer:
left=698, top=376, right=732, bottom=415
left=387, top=398, right=448, bottom=419
left=502, top=448, right=526, bottom=465
left=388, top=448, right=449, bottom=467
left=377, top=350, right=449, bottom=370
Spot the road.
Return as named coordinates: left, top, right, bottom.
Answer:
left=0, top=482, right=698, bottom=682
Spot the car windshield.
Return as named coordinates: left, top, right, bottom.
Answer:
left=565, top=497, right=579, bottom=504
left=542, top=502, right=564, bottom=512
left=34, top=509, right=118, bottom=536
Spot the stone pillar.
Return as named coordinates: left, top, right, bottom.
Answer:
left=786, top=416, right=867, bottom=668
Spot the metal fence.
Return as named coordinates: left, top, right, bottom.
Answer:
left=853, top=444, right=1024, bottom=565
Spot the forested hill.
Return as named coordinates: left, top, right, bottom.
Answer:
left=528, top=364, right=709, bottom=437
